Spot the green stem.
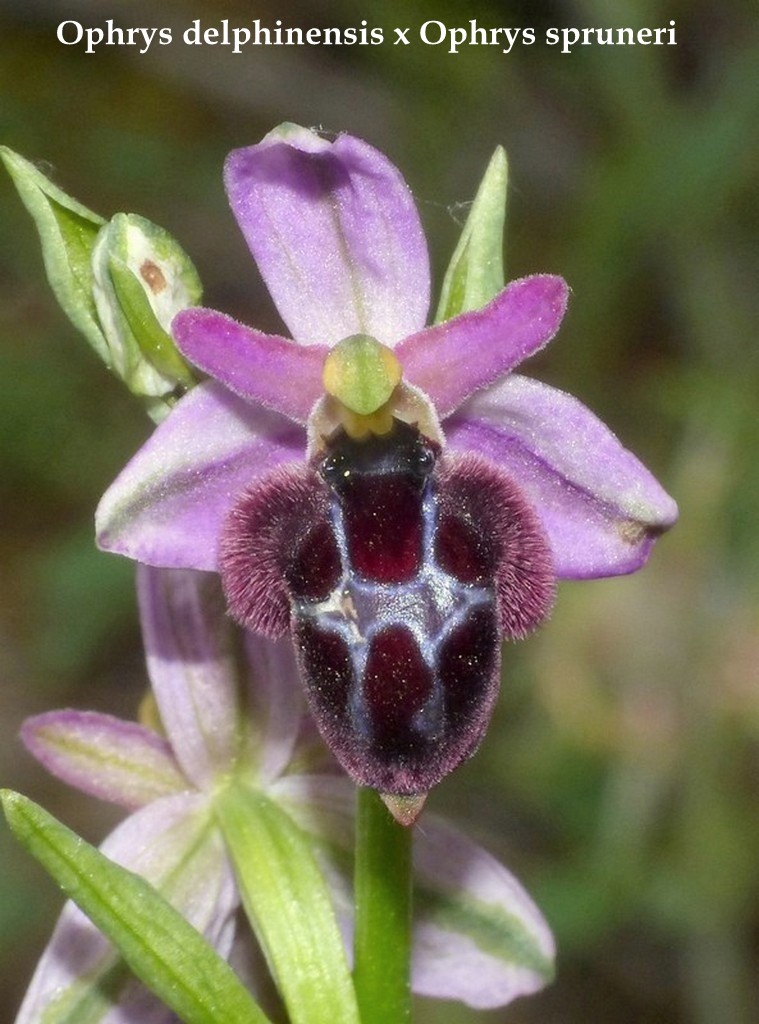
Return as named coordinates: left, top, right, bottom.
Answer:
left=353, top=788, right=413, bottom=1024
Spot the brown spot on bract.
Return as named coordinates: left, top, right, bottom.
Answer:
left=140, top=260, right=167, bottom=294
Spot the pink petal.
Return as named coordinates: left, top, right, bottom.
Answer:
left=225, top=125, right=430, bottom=346
left=20, top=710, right=186, bottom=809
left=398, top=275, right=569, bottom=415
left=173, top=308, right=328, bottom=424
left=447, top=374, right=678, bottom=578
left=96, top=380, right=304, bottom=571
left=240, top=633, right=309, bottom=787
left=138, top=567, right=242, bottom=790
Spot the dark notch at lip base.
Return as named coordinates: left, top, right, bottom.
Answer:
left=319, top=417, right=440, bottom=488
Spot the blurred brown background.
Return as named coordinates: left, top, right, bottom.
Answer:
left=1, top=1, right=758, bottom=1021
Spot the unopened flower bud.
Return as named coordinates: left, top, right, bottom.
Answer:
left=92, top=213, right=200, bottom=420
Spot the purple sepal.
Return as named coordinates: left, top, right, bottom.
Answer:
left=138, top=566, right=241, bottom=790
left=15, top=793, right=237, bottom=1024
left=447, top=373, right=678, bottom=578
left=20, top=710, right=185, bottom=810
left=173, top=308, right=328, bottom=424
left=398, top=275, right=568, bottom=416
left=96, top=380, right=304, bottom=570
left=224, top=126, right=430, bottom=346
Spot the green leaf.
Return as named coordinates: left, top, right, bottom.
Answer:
left=216, top=783, right=360, bottom=1024
left=434, top=146, right=508, bottom=323
left=1, top=147, right=108, bottom=361
left=2, top=791, right=271, bottom=1024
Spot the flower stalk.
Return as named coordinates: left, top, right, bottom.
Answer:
left=353, top=787, right=414, bottom=1024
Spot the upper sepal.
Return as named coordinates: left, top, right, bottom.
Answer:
left=411, top=815, right=555, bottom=1006
left=20, top=710, right=186, bottom=810
left=224, top=124, right=430, bottom=347
left=137, top=566, right=244, bottom=790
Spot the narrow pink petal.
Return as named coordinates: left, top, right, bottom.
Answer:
left=225, top=125, right=430, bottom=346
left=240, top=634, right=308, bottom=787
left=173, top=308, right=328, bottom=423
left=411, top=817, right=554, bottom=1008
left=21, top=710, right=186, bottom=809
left=447, top=374, right=678, bottom=578
left=16, top=793, right=237, bottom=1024
left=138, top=567, right=242, bottom=790
left=398, top=275, right=569, bottom=415
left=96, top=380, right=304, bottom=571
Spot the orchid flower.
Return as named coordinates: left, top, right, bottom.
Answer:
left=16, top=566, right=554, bottom=1022
left=15, top=569, right=247, bottom=1024
left=94, top=125, right=676, bottom=811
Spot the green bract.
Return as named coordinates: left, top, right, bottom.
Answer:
left=1, top=147, right=106, bottom=354
left=435, top=145, right=508, bottom=322
left=216, top=784, right=361, bottom=1024
left=1, top=790, right=271, bottom=1024
left=2, top=149, right=198, bottom=422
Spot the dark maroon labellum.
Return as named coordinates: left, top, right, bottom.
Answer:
left=221, top=419, right=555, bottom=797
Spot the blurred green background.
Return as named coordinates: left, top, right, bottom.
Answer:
left=1, top=0, right=757, bottom=1021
